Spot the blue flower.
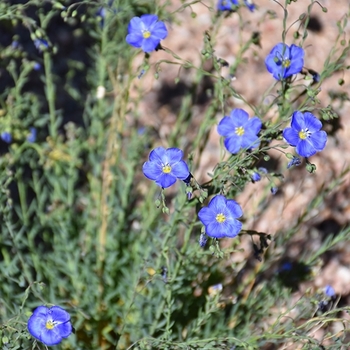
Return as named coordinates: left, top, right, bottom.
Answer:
left=33, top=62, right=41, bottom=71
left=265, top=43, right=304, bottom=80
left=243, top=0, right=255, bottom=11
left=217, top=108, right=262, bottom=154
left=27, top=127, right=37, bottom=143
left=1, top=132, right=12, bottom=143
left=199, top=233, right=208, bottom=247
left=126, top=15, right=168, bottom=53
left=27, top=305, right=72, bottom=346
left=270, top=187, right=278, bottom=195
left=142, top=147, right=190, bottom=188
left=198, top=195, right=243, bottom=239
left=324, top=285, right=335, bottom=298
left=287, top=156, right=301, bottom=169
left=283, top=111, right=327, bottom=157
left=34, top=38, right=49, bottom=52
left=96, top=0, right=115, bottom=28
left=251, top=172, right=261, bottom=182
left=217, top=0, right=238, bottom=11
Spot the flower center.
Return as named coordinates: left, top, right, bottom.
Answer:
left=235, top=126, right=245, bottom=136
left=45, top=319, right=55, bottom=330
left=216, top=213, right=226, bottom=223
left=142, top=30, right=151, bottom=39
left=162, top=164, right=172, bottom=174
left=298, top=128, right=311, bottom=140
left=282, top=59, right=291, bottom=68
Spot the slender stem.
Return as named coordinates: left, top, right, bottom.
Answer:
left=43, top=51, right=57, bottom=139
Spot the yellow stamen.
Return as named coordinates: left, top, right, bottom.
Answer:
left=162, top=165, right=171, bottom=174
left=45, top=320, right=55, bottom=330
left=216, top=213, right=226, bottom=223
left=283, top=59, right=291, bottom=68
left=235, top=126, right=245, bottom=136
left=298, top=130, right=308, bottom=140
left=143, top=31, right=151, bottom=39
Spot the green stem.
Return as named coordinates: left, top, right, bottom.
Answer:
left=43, top=51, right=57, bottom=139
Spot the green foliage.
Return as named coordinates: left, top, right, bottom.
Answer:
left=0, top=0, right=350, bottom=349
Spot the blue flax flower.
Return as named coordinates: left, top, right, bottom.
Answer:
left=324, top=285, right=336, bottom=298
left=27, top=127, right=37, bottom=143
left=270, top=187, right=278, bottom=195
left=217, top=0, right=238, bottom=11
left=251, top=172, right=261, bottom=182
left=143, top=147, right=190, bottom=188
left=217, top=108, right=261, bottom=154
left=243, top=0, right=255, bottom=11
left=287, top=156, right=301, bottom=169
left=34, top=38, right=49, bottom=52
left=198, top=195, right=243, bottom=239
left=283, top=111, right=327, bottom=157
left=126, top=15, right=168, bottom=53
left=1, top=132, right=12, bottom=143
left=27, top=305, right=72, bottom=346
left=265, top=43, right=304, bottom=80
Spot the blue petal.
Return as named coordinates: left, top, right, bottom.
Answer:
left=1, top=132, right=12, bottom=143
left=28, top=306, right=48, bottom=339
left=290, top=111, right=305, bottom=131
left=206, top=221, right=228, bottom=238
left=55, top=322, right=72, bottom=339
left=290, top=44, right=304, bottom=60
left=152, top=22, right=168, bottom=40
left=217, top=116, right=235, bottom=137
left=166, top=148, right=183, bottom=164
left=224, top=220, right=242, bottom=238
left=127, top=17, right=142, bottom=33
left=245, top=117, right=262, bottom=134
left=208, top=195, right=227, bottom=212
left=142, top=37, right=160, bottom=52
left=286, top=58, right=303, bottom=77
left=224, top=135, right=242, bottom=154
left=149, top=147, right=166, bottom=163
left=50, top=306, right=70, bottom=323
left=251, top=172, right=261, bottom=182
left=142, top=161, right=162, bottom=180
left=309, top=130, right=327, bottom=151
left=296, top=139, right=316, bottom=157
left=226, top=199, right=243, bottom=218
left=198, top=206, right=216, bottom=227
left=324, top=285, right=336, bottom=297
left=140, top=14, right=158, bottom=28
left=40, top=328, right=63, bottom=346
left=171, top=160, right=190, bottom=180
left=155, top=173, right=177, bottom=188
left=126, top=33, right=143, bottom=48
left=283, top=127, right=299, bottom=146
left=230, top=108, right=249, bottom=126
left=241, top=132, right=260, bottom=149
left=244, top=0, right=255, bottom=11
left=303, top=112, right=322, bottom=132
left=265, top=43, right=291, bottom=80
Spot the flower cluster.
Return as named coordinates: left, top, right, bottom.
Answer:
left=27, top=305, right=72, bottom=346
left=137, top=8, right=328, bottom=244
